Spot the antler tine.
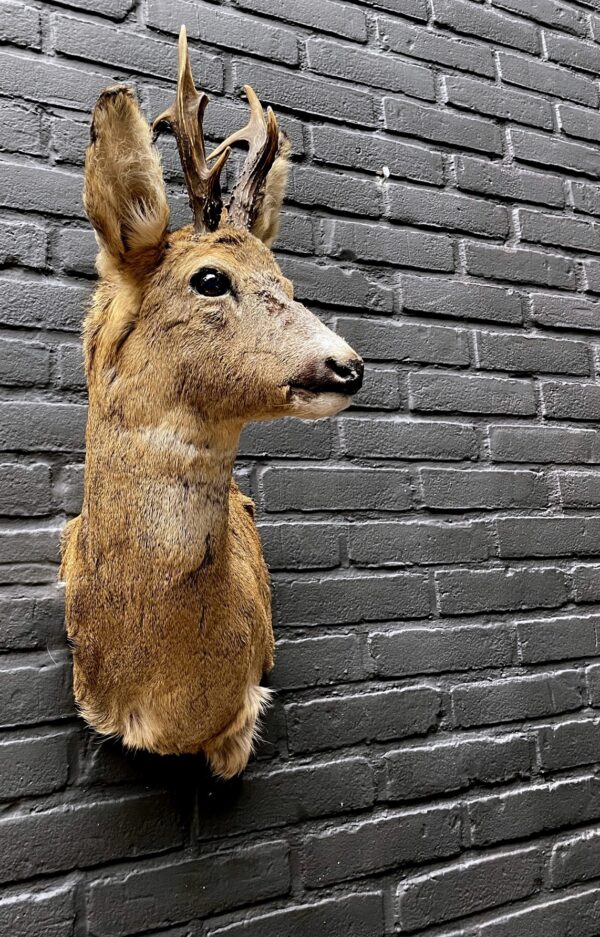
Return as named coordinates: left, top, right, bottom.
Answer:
left=152, top=25, right=229, bottom=233
left=208, top=85, right=280, bottom=230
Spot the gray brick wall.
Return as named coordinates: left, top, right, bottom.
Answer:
left=3, top=0, right=600, bottom=933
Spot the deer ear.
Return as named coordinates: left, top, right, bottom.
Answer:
left=250, top=133, right=291, bottom=247
left=84, top=85, right=170, bottom=268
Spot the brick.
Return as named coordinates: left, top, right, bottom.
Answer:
left=259, top=521, right=341, bottom=570
left=370, top=623, right=514, bottom=676
left=378, top=17, right=495, bottom=77
left=0, top=1, right=40, bottom=48
left=453, top=670, right=582, bottom=729
left=0, top=884, right=74, bottom=937
left=542, top=380, right=600, bottom=420
left=395, top=845, right=542, bottom=931
left=199, top=758, right=374, bottom=835
left=207, top=892, right=385, bottom=937
left=0, top=593, right=63, bottom=651
left=54, top=228, right=96, bottom=275
left=559, top=471, right=600, bottom=507
left=512, top=127, right=600, bottom=177
left=383, top=732, right=530, bottom=800
left=0, top=276, right=89, bottom=332
left=349, top=520, right=491, bottom=566
left=302, top=804, right=461, bottom=887
left=1, top=402, right=86, bottom=452
left=384, top=97, right=503, bottom=154
left=0, top=792, right=183, bottom=883
left=53, top=14, right=222, bottom=88
left=278, top=257, right=393, bottom=312
left=436, top=566, right=568, bottom=615
left=518, top=613, right=600, bottom=662
left=531, top=293, right=600, bottom=330
left=342, top=417, right=478, bottom=460
left=50, top=113, right=89, bottom=165
left=0, top=160, right=83, bottom=219
left=87, top=842, right=291, bottom=936
left=585, top=259, right=600, bottom=292
left=456, top=156, right=565, bottom=207
left=274, top=634, right=365, bottom=689
left=573, top=180, right=600, bottom=216
left=56, top=343, right=85, bottom=391
left=232, top=0, right=368, bottom=41
left=0, top=463, right=51, bottom=516
left=560, top=103, right=600, bottom=143
left=59, top=463, right=84, bottom=515
left=499, top=51, right=598, bottom=105
left=0, top=655, right=73, bottom=727
left=469, top=774, right=600, bottom=846
left=274, top=571, right=430, bottom=625
left=538, top=717, right=600, bottom=772
left=0, top=101, right=43, bottom=155
left=337, top=317, right=469, bottom=365
left=146, top=0, right=298, bottom=64
left=445, top=74, right=553, bottom=129
left=287, top=165, right=381, bottom=217
left=433, top=0, right=540, bottom=53
left=0, top=337, right=49, bottom=387
left=352, top=364, right=401, bottom=409
left=490, top=425, right=600, bottom=463
left=50, top=0, right=134, bottom=16
left=360, top=0, right=427, bottom=16
left=0, top=729, right=69, bottom=801
left=0, top=219, right=46, bottom=268
left=0, top=49, right=110, bottom=111
left=409, top=371, right=535, bottom=416
left=476, top=886, right=600, bottom=937
left=260, top=466, right=413, bottom=512
left=325, top=218, right=454, bottom=271
left=240, top=418, right=331, bottom=458
left=388, top=183, right=509, bottom=236
left=0, top=526, right=60, bottom=566
left=476, top=329, right=589, bottom=375
left=287, top=685, right=439, bottom=753
left=546, top=31, right=600, bottom=73
left=307, top=37, right=435, bottom=99
left=421, top=467, right=548, bottom=510
left=552, top=827, right=600, bottom=887
left=401, top=274, right=523, bottom=324
left=465, top=242, right=577, bottom=289
left=310, top=124, right=444, bottom=183
left=573, top=565, right=600, bottom=603
left=233, top=61, right=376, bottom=126
left=519, top=208, right=600, bottom=254
left=495, top=0, right=588, bottom=35
left=498, top=516, right=600, bottom=558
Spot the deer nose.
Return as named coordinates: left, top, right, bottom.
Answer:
left=324, top=355, right=364, bottom=395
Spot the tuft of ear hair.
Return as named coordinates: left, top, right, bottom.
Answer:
left=250, top=132, right=291, bottom=247
left=84, top=85, right=170, bottom=269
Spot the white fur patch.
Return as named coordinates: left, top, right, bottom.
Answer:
left=289, top=391, right=352, bottom=419
left=138, top=426, right=199, bottom=460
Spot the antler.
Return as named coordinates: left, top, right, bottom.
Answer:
left=208, top=85, right=280, bottom=230
left=152, top=25, right=229, bottom=233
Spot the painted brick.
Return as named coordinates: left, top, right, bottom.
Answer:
left=260, top=466, right=413, bottom=512
left=379, top=17, right=495, bottom=77
left=383, top=732, right=531, bottom=801
left=342, top=417, right=478, bottom=461
left=207, top=892, right=385, bottom=937
left=310, top=124, right=444, bottom=183
left=370, top=624, right=514, bottom=676
left=436, top=566, right=568, bottom=614
left=306, top=37, right=435, bottom=99
left=456, top=156, right=565, bottom=207
left=420, top=468, right=549, bottom=510
left=476, top=329, right=589, bottom=375
left=401, top=274, right=523, bottom=324
left=384, top=97, right=503, bottom=154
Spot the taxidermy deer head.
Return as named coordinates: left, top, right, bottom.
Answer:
left=60, top=26, right=363, bottom=779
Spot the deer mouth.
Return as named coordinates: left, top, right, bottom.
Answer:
left=286, top=384, right=353, bottom=418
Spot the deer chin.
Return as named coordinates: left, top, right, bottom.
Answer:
left=287, top=387, right=352, bottom=419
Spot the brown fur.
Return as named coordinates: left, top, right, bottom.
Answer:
left=60, top=80, right=361, bottom=779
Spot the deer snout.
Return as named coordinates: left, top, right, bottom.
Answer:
left=292, top=353, right=364, bottom=396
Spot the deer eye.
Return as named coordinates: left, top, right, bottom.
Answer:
left=190, top=268, right=231, bottom=297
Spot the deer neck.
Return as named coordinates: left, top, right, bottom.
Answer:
left=84, top=403, right=243, bottom=575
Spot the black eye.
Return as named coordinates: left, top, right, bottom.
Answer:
left=190, top=268, right=231, bottom=297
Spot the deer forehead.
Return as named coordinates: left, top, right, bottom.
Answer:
left=164, top=225, right=289, bottom=290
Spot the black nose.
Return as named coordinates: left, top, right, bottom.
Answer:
left=324, top=356, right=364, bottom=395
